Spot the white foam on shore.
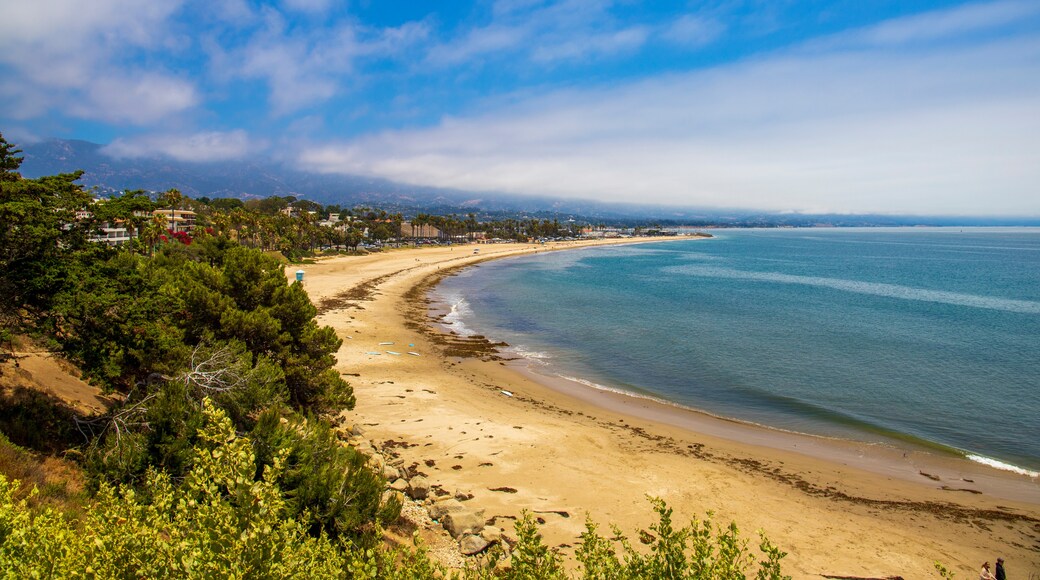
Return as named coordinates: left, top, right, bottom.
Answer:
left=551, top=373, right=822, bottom=438
left=559, top=374, right=637, bottom=395
left=440, top=293, right=476, bottom=335
left=556, top=374, right=699, bottom=412
left=965, top=454, right=1040, bottom=478
left=506, top=344, right=552, bottom=364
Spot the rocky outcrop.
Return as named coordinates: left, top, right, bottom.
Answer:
left=443, top=509, right=486, bottom=539
left=459, top=534, right=490, bottom=555
left=407, top=475, right=431, bottom=500
left=428, top=497, right=466, bottom=520
left=479, top=525, right=502, bottom=544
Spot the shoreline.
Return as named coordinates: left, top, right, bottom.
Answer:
left=428, top=240, right=1040, bottom=486
left=507, top=362, right=1040, bottom=500
left=300, top=238, right=1040, bottom=577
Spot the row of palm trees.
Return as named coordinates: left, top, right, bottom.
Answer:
left=409, top=213, right=480, bottom=241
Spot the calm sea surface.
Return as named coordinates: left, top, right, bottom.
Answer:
left=433, top=229, right=1040, bottom=473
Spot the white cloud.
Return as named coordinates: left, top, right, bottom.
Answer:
left=0, top=0, right=195, bottom=125
left=299, top=6, right=1040, bottom=216
left=218, top=11, right=430, bottom=114
left=426, top=0, right=653, bottom=67
left=492, top=0, right=551, bottom=18
left=852, top=0, right=1040, bottom=46
left=236, top=30, right=343, bottom=113
left=281, top=0, right=333, bottom=14
left=1, top=127, right=44, bottom=145
left=78, top=74, right=198, bottom=125
left=531, top=26, right=649, bottom=62
left=102, top=130, right=256, bottom=162
left=358, top=20, right=432, bottom=57
left=662, top=14, right=724, bottom=47
left=0, top=0, right=182, bottom=51
left=426, top=25, right=528, bottom=66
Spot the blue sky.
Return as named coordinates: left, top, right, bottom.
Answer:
left=1, top=0, right=1039, bottom=215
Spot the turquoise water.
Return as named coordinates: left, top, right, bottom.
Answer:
left=434, top=229, right=1040, bottom=474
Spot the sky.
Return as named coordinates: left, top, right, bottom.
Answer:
left=1, top=0, right=1039, bottom=216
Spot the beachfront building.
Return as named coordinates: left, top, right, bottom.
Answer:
left=73, top=203, right=139, bottom=246
left=581, top=226, right=623, bottom=239
left=278, top=204, right=319, bottom=220
left=154, top=209, right=196, bottom=233
left=92, top=224, right=135, bottom=246
left=319, top=213, right=354, bottom=230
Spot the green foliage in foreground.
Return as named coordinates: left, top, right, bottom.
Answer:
left=84, top=377, right=398, bottom=545
left=0, top=401, right=349, bottom=578
left=569, top=500, right=788, bottom=580
left=0, top=400, right=789, bottom=579
left=0, top=401, right=419, bottom=578
left=496, top=501, right=789, bottom=580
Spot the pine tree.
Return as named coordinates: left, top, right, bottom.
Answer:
left=0, top=132, right=23, bottom=181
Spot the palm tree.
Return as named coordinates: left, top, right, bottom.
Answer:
left=139, top=213, right=167, bottom=255
left=158, top=188, right=183, bottom=211
left=414, top=213, right=431, bottom=240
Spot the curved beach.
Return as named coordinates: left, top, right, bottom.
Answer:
left=302, top=239, right=1040, bottom=577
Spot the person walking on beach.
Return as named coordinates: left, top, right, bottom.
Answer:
left=995, top=557, right=1006, bottom=580
left=980, top=561, right=996, bottom=580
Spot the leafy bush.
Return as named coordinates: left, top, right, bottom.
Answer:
left=0, top=401, right=350, bottom=578
left=33, top=226, right=352, bottom=414
left=449, top=501, right=790, bottom=580
left=250, top=409, right=400, bottom=542
left=84, top=359, right=389, bottom=541
left=571, top=499, right=790, bottom=580
left=84, top=380, right=204, bottom=486
left=499, top=511, right=566, bottom=579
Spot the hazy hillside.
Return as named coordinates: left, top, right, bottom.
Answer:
left=16, top=138, right=729, bottom=220
left=17, top=138, right=1040, bottom=226
left=19, top=138, right=460, bottom=205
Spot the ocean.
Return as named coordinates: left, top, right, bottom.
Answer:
left=432, top=228, right=1040, bottom=475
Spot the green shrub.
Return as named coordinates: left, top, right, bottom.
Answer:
left=250, top=409, right=400, bottom=543
left=0, top=400, right=350, bottom=578
left=570, top=498, right=790, bottom=580
left=498, top=511, right=566, bottom=579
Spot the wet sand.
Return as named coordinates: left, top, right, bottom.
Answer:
left=300, top=239, right=1040, bottom=577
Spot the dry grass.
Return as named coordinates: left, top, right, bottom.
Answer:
left=0, top=432, right=88, bottom=513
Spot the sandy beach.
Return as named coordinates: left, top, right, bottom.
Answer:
left=300, top=238, right=1040, bottom=578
